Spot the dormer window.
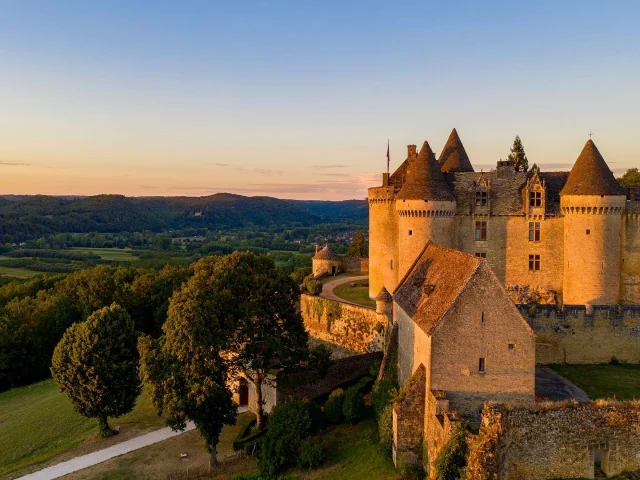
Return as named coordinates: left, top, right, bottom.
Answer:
left=475, top=191, right=487, bottom=207
left=529, top=191, right=542, bottom=207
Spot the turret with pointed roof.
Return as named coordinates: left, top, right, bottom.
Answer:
left=438, top=128, right=474, bottom=173
left=560, top=140, right=625, bottom=196
left=397, top=141, right=455, bottom=201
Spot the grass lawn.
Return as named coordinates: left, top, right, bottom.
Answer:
left=0, top=266, right=42, bottom=278
left=549, top=363, right=640, bottom=400
left=0, top=379, right=166, bottom=478
left=332, top=279, right=375, bottom=308
left=70, top=248, right=138, bottom=262
left=63, top=413, right=257, bottom=480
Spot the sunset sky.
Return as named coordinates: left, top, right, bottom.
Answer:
left=1, top=1, right=639, bottom=200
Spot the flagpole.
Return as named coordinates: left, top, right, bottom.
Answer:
left=386, top=139, right=390, bottom=174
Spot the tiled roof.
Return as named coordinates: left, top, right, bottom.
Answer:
left=393, top=242, right=481, bottom=335
left=375, top=287, right=392, bottom=302
left=560, top=140, right=626, bottom=196
left=438, top=128, right=474, bottom=173
left=313, top=245, right=341, bottom=261
left=397, top=142, right=455, bottom=201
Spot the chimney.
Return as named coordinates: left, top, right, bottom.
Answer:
left=496, top=159, right=516, bottom=179
left=407, top=145, right=417, bottom=162
left=382, top=172, right=390, bottom=186
left=315, top=244, right=319, bottom=254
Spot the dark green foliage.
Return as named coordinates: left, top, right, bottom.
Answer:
left=305, top=400, right=326, bottom=434
left=290, top=266, right=312, bottom=284
left=323, top=389, right=345, bottom=424
left=50, top=303, right=141, bottom=436
left=346, top=229, right=368, bottom=258
left=507, top=135, right=529, bottom=172
left=433, top=422, right=468, bottom=480
left=618, top=168, right=640, bottom=186
left=232, top=419, right=268, bottom=452
left=370, top=359, right=382, bottom=378
left=258, top=401, right=312, bottom=478
left=378, top=404, right=394, bottom=454
left=402, top=461, right=426, bottom=480
left=304, top=277, right=323, bottom=295
left=297, top=437, right=325, bottom=469
left=342, top=386, right=364, bottom=424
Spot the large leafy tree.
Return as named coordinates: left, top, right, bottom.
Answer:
left=51, top=303, right=141, bottom=437
left=507, top=135, right=529, bottom=173
left=346, top=230, right=368, bottom=258
left=617, top=168, right=640, bottom=186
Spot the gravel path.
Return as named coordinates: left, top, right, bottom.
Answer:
left=320, top=275, right=368, bottom=305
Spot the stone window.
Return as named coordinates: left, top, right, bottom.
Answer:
left=586, top=229, right=591, bottom=235
left=475, top=252, right=486, bottom=258
left=475, top=191, right=487, bottom=207
left=478, top=357, right=486, bottom=373
left=408, top=229, right=413, bottom=236
left=529, top=191, right=542, bottom=207
left=528, top=254, right=540, bottom=271
left=481, top=312, right=485, bottom=325
left=508, top=343, right=515, bottom=350
left=475, top=221, right=487, bottom=241
left=390, top=259, right=393, bottom=270
left=529, top=222, right=540, bottom=242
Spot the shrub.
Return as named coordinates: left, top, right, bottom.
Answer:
left=258, top=401, right=312, bottom=478
left=304, top=278, right=323, bottom=295
left=342, top=386, right=364, bottom=424
left=297, top=437, right=325, bottom=469
left=372, top=377, right=397, bottom=419
left=378, top=404, right=394, bottom=454
left=610, top=356, right=621, bottom=365
left=369, top=359, right=382, bottom=378
left=324, top=389, right=345, bottom=424
left=401, top=461, right=425, bottom=480
left=433, top=422, right=468, bottom=480
left=291, top=266, right=312, bottom=285
left=305, top=400, right=326, bottom=434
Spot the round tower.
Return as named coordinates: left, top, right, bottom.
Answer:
left=396, top=141, right=456, bottom=279
left=561, top=140, right=626, bottom=306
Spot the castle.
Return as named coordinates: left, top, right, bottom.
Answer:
left=367, top=129, right=640, bottom=306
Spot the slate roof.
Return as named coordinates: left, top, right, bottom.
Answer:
left=313, top=245, right=341, bottom=261
left=560, top=140, right=626, bottom=196
left=397, top=142, right=455, bottom=201
left=389, top=158, right=409, bottom=188
left=375, top=286, right=393, bottom=302
left=393, top=242, right=481, bottom=335
left=438, top=129, right=474, bottom=173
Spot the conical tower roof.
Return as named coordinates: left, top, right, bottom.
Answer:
left=438, top=128, right=474, bottom=173
left=397, top=141, right=455, bottom=201
left=560, top=140, right=625, bottom=196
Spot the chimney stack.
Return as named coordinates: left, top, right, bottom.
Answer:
left=408, top=145, right=417, bottom=162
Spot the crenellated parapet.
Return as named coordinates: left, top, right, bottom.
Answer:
left=397, top=208, right=455, bottom=218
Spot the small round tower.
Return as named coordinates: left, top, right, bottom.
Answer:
left=396, top=141, right=456, bottom=279
left=560, top=140, right=626, bottom=305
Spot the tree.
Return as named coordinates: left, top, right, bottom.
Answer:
left=138, top=255, right=238, bottom=468
left=617, top=168, right=640, bottom=186
left=346, top=230, right=368, bottom=258
left=50, top=303, right=141, bottom=437
left=507, top=135, right=529, bottom=173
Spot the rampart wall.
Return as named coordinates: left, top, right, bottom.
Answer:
left=342, top=257, right=369, bottom=274
left=521, top=305, right=640, bottom=364
left=466, top=401, right=640, bottom=480
left=300, top=294, right=386, bottom=353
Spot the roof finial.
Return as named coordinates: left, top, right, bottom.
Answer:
left=588, top=129, right=593, bottom=140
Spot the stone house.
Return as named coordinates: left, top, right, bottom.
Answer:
left=312, top=244, right=343, bottom=277
left=391, top=242, right=535, bottom=471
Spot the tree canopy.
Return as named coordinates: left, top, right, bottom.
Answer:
left=507, top=135, right=529, bottom=173
left=346, top=230, right=368, bottom=258
left=50, top=303, right=141, bottom=436
left=617, top=168, right=640, bottom=186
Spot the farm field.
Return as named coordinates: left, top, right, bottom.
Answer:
left=549, top=363, right=640, bottom=400
left=0, top=380, right=165, bottom=478
left=70, top=247, right=138, bottom=261
left=0, top=265, right=42, bottom=278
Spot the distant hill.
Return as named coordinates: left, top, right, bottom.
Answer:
left=0, top=193, right=368, bottom=240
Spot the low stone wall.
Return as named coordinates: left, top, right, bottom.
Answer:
left=521, top=305, right=640, bottom=364
left=393, top=364, right=426, bottom=465
left=276, top=352, right=382, bottom=405
left=342, top=257, right=369, bottom=274
left=466, top=401, right=640, bottom=480
left=424, top=390, right=460, bottom=475
left=301, top=294, right=386, bottom=353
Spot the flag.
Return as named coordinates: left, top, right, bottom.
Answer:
left=386, top=140, right=390, bottom=173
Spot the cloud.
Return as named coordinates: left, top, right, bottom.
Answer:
left=205, top=162, right=244, bottom=171
left=253, top=168, right=283, bottom=176
left=0, top=161, right=31, bottom=166
left=311, top=163, right=350, bottom=169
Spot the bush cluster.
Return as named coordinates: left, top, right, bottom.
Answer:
left=323, top=388, right=345, bottom=424
left=433, top=422, right=468, bottom=480
left=342, top=386, right=365, bottom=424
left=297, top=438, right=325, bottom=469
left=304, top=276, right=323, bottom=295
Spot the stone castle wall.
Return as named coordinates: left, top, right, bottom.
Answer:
left=523, top=305, right=640, bottom=364
left=466, top=401, right=640, bottom=480
left=341, top=257, right=369, bottom=273
left=300, top=294, right=386, bottom=353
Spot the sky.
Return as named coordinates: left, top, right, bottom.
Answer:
left=1, top=0, right=639, bottom=200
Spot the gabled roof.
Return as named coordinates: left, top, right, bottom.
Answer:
left=560, top=140, right=625, bottom=196
left=313, top=245, right=340, bottom=261
left=393, top=242, right=481, bottom=334
left=438, top=129, right=474, bottom=173
left=397, top=142, right=455, bottom=201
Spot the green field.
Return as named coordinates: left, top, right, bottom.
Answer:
left=550, top=363, right=640, bottom=400
left=332, top=279, right=375, bottom=308
left=70, top=248, right=138, bottom=261
left=0, top=379, right=165, bottom=477
left=0, top=266, right=42, bottom=278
